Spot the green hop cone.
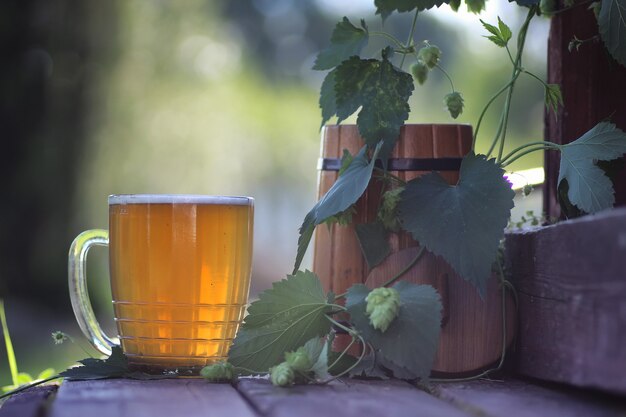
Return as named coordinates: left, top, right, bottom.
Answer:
left=522, top=184, right=533, bottom=197
left=365, top=287, right=401, bottom=333
left=444, top=92, right=464, bottom=119
left=285, top=348, right=313, bottom=372
left=270, top=362, right=295, bottom=387
left=377, top=187, right=404, bottom=232
left=200, top=362, right=234, bottom=382
left=449, top=0, right=461, bottom=11
left=410, top=62, right=429, bottom=86
left=417, top=44, right=441, bottom=69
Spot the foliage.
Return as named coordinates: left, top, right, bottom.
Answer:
left=598, top=0, right=626, bottom=66
left=558, top=122, right=626, bottom=213
left=375, top=0, right=451, bottom=19
left=480, top=17, right=512, bottom=47
left=228, top=271, right=333, bottom=371
left=293, top=144, right=382, bottom=273
left=398, top=154, right=515, bottom=295
left=313, top=18, right=369, bottom=71
left=225, top=271, right=442, bottom=385
left=284, top=0, right=626, bottom=388
left=346, top=282, right=442, bottom=380
left=355, top=221, right=391, bottom=269
left=0, top=300, right=57, bottom=394
left=320, top=48, right=414, bottom=160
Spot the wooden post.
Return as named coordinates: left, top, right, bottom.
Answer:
left=544, top=6, right=626, bottom=219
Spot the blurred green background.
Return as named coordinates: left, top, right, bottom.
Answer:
left=0, top=0, right=547, bottom=384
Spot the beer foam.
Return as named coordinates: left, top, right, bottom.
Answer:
left=108, top=194, right=253, bottom=205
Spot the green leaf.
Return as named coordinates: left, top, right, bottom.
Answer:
left=228, top=271, right=332, bottom=371
left=545, top=84, right=563, bottom=117
left=598, top=0, right=626, bottom=66
left=355, top=221, right=391, bottom=269
left=498, top=17, right=512, bottom=43
left=36, top=368, right=56, bottom=380
left=347, top=349, right=389, bottom=379
left=319, top=69, right=338, bottom=128
left=17, top=373, right=33, bottom=384
left=0, top=300, right=19, bottom=387
left=313, top=17, right=369, bottom=71
left=558, top=122, right=626, bottom=213
left=334, top=50, right=414, bottom=159
left=323, top=206, right=356, bottom=227
left=466, top=0, right=486, bottom=13
left=293, top=144, right=382, bottom=273
left=480, top=19, right=508, bottom=47
left=345, top=281, right=442, bottom=380
left=397, top=153, right=515, bottom=295
left=375, top=0, right=450, bottom=19
left=304, top=338, right=330, bottom=379
left=60, top=346, right=128, bottom=380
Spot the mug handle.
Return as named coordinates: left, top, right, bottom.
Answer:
left=68, top=229, right=116, bottom=355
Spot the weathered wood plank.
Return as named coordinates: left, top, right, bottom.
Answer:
left=506, top=207, right=626, bottom=394
left=47, top=379, right=257, bottom=417
left=0, top=385, right=58, bottom=417
left=237, top=377, right=472, bottom=417
left=434, top=378, right=626, bottom=417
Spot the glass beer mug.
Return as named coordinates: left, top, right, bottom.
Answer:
left=68, top=195, right=254, bottom=373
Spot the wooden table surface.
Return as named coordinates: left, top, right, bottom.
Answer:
left=1, top=376, right=624, bottom=417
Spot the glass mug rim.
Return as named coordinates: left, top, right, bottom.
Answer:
left=108, top=194, right=254, bottom=205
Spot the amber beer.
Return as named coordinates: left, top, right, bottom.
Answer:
left=68, top=195, right=254, bottom=372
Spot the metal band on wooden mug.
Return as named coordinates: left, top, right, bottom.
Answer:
left=318, top=157, right=464, bottom=171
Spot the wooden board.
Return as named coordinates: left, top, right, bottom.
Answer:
left=237, top=377, right=472, bottom=417
left=434, top=378, right=626, bottom=417
left=46, top=379, right=256, bottom=417
left=0, top=385, right=58, bottom=417
left=505, top=207, right=626, bottom=394
left=6, top=376, right=625, bottom=416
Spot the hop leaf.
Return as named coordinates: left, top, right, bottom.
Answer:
left=270, top=362, right=295, bottom=387
left=480, top=17, right=512, bottom=47
left=545, top=84, right=563, bottom=118
left=365, top=287, right=401, bottom=333
left=323, top=206, right=356, bottom=227
left=200, top=362, right=234, bottom=382
left=410, top=62, right=429, bottom=85
left=444, top=91, right=464, bottom=119
left=466, top=0, right=486, bottom=13
left=377, top=187, right=405, bottom=232
left=417, top=44, right=441, bottom=69
left=285, top=348, right=313, bottom=372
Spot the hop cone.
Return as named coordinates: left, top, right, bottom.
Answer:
left=200, top=362, right=234, bottom=382
left=410, top=62, right=429, bottom=86
left=444, top=92, right=464, bottom=119
left=417, top=44, right=441, bottom=69
left=365, top=287, right=401, bottom=333
left=270, top=362, right=295, bottom=387
left=377, top=187, right=404, bottom=232
left=285, top=348, right=313, bottom=372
